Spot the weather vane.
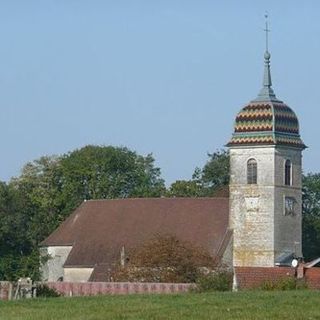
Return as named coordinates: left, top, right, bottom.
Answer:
left=264, top=12, right=270, bottom=52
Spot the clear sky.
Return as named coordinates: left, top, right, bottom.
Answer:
left=1, top=1, right=319, bottom=184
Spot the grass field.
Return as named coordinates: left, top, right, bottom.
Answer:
left=0, top=290, right=319, bottom=320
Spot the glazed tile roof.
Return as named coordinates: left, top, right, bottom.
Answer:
left=227, top=101, right=305, bottom=148
left=227, top=49, right=305, bottom=149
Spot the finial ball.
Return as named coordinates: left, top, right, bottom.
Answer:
left=264, top=51, right=271, bottom=60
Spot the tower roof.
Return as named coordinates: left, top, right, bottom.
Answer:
left=228, top=21, right=305, bottom=149
left=227, top=100, right=305, bottom=148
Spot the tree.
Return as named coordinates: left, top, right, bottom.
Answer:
left=302, top=173, right=320, bottom=261
left=59, top=146, right=165, bottom=213
left=166, top=180, right=203, bottom=197
left=10, top=156, right=65, bottom=245
left=167, top=150, right=230, bottom=197
left=199, top=150, right=230, bottom=195
left=3, top=145, right=165, bottom=280
left=0, top=182, right=42, bottom=280
left=112, top=235, right=216, bottom=283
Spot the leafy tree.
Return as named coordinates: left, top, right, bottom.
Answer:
left=10, top=156, right=65, bottom=245
left=302, top=173, right=320, bottom=261
left=2, top=145, right=165, bottom=280
left=112, top=235, right=217, bottom=283
left=199, top=149, right=230, bottom=195
left=166, top=180, right=203, bottom=197
left=59, top=146, right=165, bottom=213
left=167, top=150, right=230, bottom=197
left=0, top=182, right=42, bottom=280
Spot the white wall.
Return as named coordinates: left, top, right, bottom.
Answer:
left=40, top=246, right=73, bottom=281
left=64, top=268, right=94, bottom=282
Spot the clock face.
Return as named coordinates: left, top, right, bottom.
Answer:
left=285, top=197, right=296, bottom=216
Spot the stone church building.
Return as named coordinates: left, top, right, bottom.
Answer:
left=40, top=45, right=305, bottom=283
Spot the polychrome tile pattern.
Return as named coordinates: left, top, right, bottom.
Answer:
left=228, top=101, right=305, bottom=148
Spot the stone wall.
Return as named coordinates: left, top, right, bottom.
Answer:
left=46, top=282, right=194, bottom=296
left=1, top=267, right=320, bottom=300
left=229, top=146, right=303, bottom=267
left=229, top=146, right=276, bottom=267
left=273, top=147, right=302, bottom=259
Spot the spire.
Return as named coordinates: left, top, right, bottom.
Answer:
left=254, top=14, right=280, bottom=102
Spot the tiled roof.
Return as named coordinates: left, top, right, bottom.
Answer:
left=40, top=198, right=229, bottom=274
left=228, top=101, right=305, bottom=149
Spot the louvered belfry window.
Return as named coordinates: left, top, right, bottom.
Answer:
left=285, top=160, right=292, bottom=186
left=247, top=159, right=257, bottom=184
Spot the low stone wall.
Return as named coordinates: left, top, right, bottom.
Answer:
left=1, top=267, right=320, bottom=300
left=46, top=282, right=194, bottom=297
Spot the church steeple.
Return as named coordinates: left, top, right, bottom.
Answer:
left=228, top=15, right=305, bottom=272
left=254, top=14, right=280, bottom=102
left=227, top=13, right=305, bottom=149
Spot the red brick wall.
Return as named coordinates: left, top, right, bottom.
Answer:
left=46, top=282, right=194, bottom=297
left=235, top=267, right=295, bottom=289
left=0, top=282, right=12, bottom=301
left=305, top=268, right=320, bottom=290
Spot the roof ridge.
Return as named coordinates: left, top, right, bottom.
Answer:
left=85, top=197, right=228, bottom=203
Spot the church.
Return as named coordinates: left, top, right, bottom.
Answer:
left=40, top=34, right=305, bottom=284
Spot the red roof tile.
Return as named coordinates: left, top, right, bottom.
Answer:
left=41, top=198, right=229, bottom=270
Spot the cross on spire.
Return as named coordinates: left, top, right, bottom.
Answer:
left=253, top=13, right=280, bottom=102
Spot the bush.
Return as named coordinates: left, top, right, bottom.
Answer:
left=194, top=270, right=233, bottom=292
left=259, top=277, right=308, bottom=291
left=36, top=284, right=60, bottom=298
left=111, top=235, right=217, bottom=283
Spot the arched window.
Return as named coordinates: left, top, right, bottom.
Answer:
left=285, top=160, right=292, bottom=186
left=247, top=158, right=257, bottom=184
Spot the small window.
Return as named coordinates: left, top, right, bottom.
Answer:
left=285, top=160, right=292, bottom=186
left=247, top=158, right=257, bottom=184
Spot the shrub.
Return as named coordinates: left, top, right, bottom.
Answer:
left=194, top=270, right=233, bottom=292
left=36, top=284, right=60, bottom=298
left=259, top=277, right=308, bottom=291
left=111, top=235, right=217, bottom=283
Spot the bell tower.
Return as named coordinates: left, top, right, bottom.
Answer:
left=227, top=18, right=306, bottom=267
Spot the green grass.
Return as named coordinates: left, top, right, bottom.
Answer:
left=0, top=291, right=320, bottom=320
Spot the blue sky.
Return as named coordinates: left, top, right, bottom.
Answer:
left=1, top=1, right=319, bottom=184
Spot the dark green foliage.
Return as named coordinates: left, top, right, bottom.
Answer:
left=302, top=173, right=320, bottom=261
left=166, top=180, right=204, bottom=197
left=259, top=278, right=307, bottom=291
left=199, top=150, right=230, bottom=194
left=194, top=270, right=233, bottom=292
left=36, top=284, right=60, bottom=298
left=168, top=150, right=230, bottom=197
left=0, top=145, right=165, bottom=281
left=59, top=146, right=165, bottom=213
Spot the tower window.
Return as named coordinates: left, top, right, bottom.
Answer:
left=285, top=160, right=292, bottom=186
left=247, top=158, right=257, bottom=184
